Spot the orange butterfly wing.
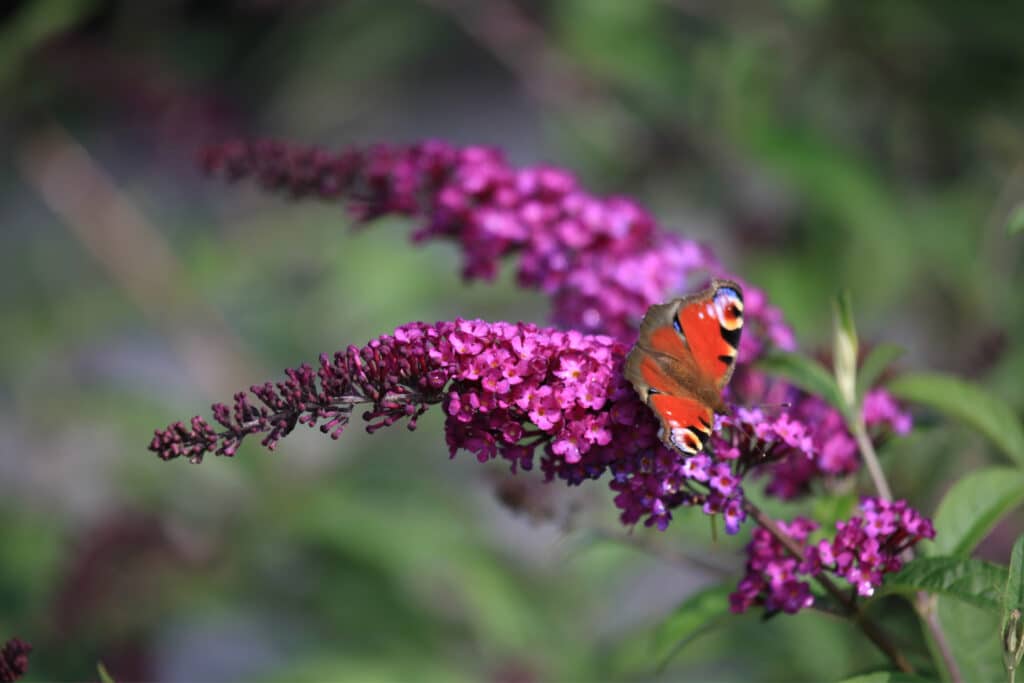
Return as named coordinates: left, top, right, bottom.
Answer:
left=624, top=279, right=744, bottom=455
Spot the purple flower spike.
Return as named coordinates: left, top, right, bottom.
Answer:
left=200, top=139, right=793, bottom=354
left=150, top=319, right=753, bottom=531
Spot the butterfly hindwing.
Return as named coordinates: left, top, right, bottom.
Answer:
left=624, top=279, right=744, bottom=456
left=649, top=394, right=714, bottom=455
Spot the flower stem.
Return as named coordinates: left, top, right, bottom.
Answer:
left=850, top=420, right=893, bottom=502
left=744, top=501, right=915, bottom=674
left=591, top=527, right=738, bottom=575
left=917, top=591, right=964, bottom=683
left=850, top=415, right=963, bottom=683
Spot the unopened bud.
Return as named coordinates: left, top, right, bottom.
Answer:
left=1003, top=608, right=1024, bottom=674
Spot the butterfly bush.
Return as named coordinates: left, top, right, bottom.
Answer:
left=730, top=498, right=934, bottom=614
left=153, top=137, right=934, bottom=619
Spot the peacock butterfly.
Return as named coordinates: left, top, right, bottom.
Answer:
left=625, top=279, right=744, bottom=456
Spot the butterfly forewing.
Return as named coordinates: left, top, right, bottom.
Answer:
left=674, top=281, right=744, bottom=390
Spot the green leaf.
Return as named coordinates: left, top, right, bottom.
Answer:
left=836, top=672, right=937, bottom=683
left=833, top=292, right=858, bottom=409
left=1008, top=203, right=1024, bottom=236
left=857, top=343, right=905, bottom=403
left=0, top=0, right=102, bottom=90
left=882, top=557, right=1007, bottom=612
left=97, top=662, right=115, bottom=683
left=1003, top=542, right=1024, bottom=683
left=757, top=350, right=847, bottom=417
left=888, top=372, right=1024, bottom=466
left=652, top=583, right=733, bottom=670
left=938, top=597, right=1004, bottom=683
left=811, top=491, right=858, bottom=535
left=1004, top=536, right=1024, bottom=625
left=928, top=467, right=1024, bottom=556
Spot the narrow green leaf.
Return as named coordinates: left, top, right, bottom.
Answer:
left=1008, top=203, right=1024, bottom=236
left=881, top=557, right=1007, bottom=612
left=757, top=350, right=847, bottom=417
left=836, top=672, right=937, bottom=683
left=97, top=662, right=115, bottom=683
left=928, top=467, right=1024, bottom=556
left=652, top=583, right=733, bottom=670
left=0, top=0, right=101, bottom=90
left=856, top=343, right=905, bottom=403
left=1004, top=536, right=1024, bottom=625
left=888, top=372, right=1024, bottom=466
left=833, top=292, right=858, bottom=409
left=833, top=291, right=858, bottom=342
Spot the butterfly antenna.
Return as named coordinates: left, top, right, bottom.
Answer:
left=749, top=401, right=792, bottom=416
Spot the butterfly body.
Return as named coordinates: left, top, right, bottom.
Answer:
left=625, top=280, right=744, bottom=456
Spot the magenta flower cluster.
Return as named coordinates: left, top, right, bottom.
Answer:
left=730, top=517, right=819, bottom=615
left=150, top=319, right=751, bottom=530
left=201, top=139, right=792, bottom=344
left=0, top=638, right=31, bottom=683
left=730, top=497, right=935, bottom=615
left=749, top=390, right=913, bottom=500
left=700, top=389, right=911, bottom=502
left=437, top=315, right=752, bottom=531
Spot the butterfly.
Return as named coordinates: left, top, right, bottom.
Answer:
left=624, top=279, right=744, bottom=456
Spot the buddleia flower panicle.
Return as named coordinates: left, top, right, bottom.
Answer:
left=152, top=319, right=759, bottom=531
left=730, top=497, right=934, bottom=615
left=200, top=139, right=725, bottom=341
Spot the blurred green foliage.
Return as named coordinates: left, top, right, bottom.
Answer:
left=1, top=0, right=1022, bottom=681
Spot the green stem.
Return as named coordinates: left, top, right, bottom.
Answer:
left=849, top=419, right=893, bottom=502
left=850, top=414, right=963, bottom=683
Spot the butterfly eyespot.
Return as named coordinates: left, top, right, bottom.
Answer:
left=669, top=425, right=707, bottom=454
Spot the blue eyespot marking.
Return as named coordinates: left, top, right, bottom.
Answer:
left=715, top=286, right=742, bottom=303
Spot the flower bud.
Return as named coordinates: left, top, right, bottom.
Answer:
left=832, top=292, right=858, bottom=412
left=1004, top=608, right=1024, bottom=674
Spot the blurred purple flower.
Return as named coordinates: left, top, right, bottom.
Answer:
left=714, top=390, right=913, bottom=501
left=863, top=388, right=913, bottom=435
left=0, top=638, right=31, bottom=683
left=200, top=139, right=794, bottom=346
